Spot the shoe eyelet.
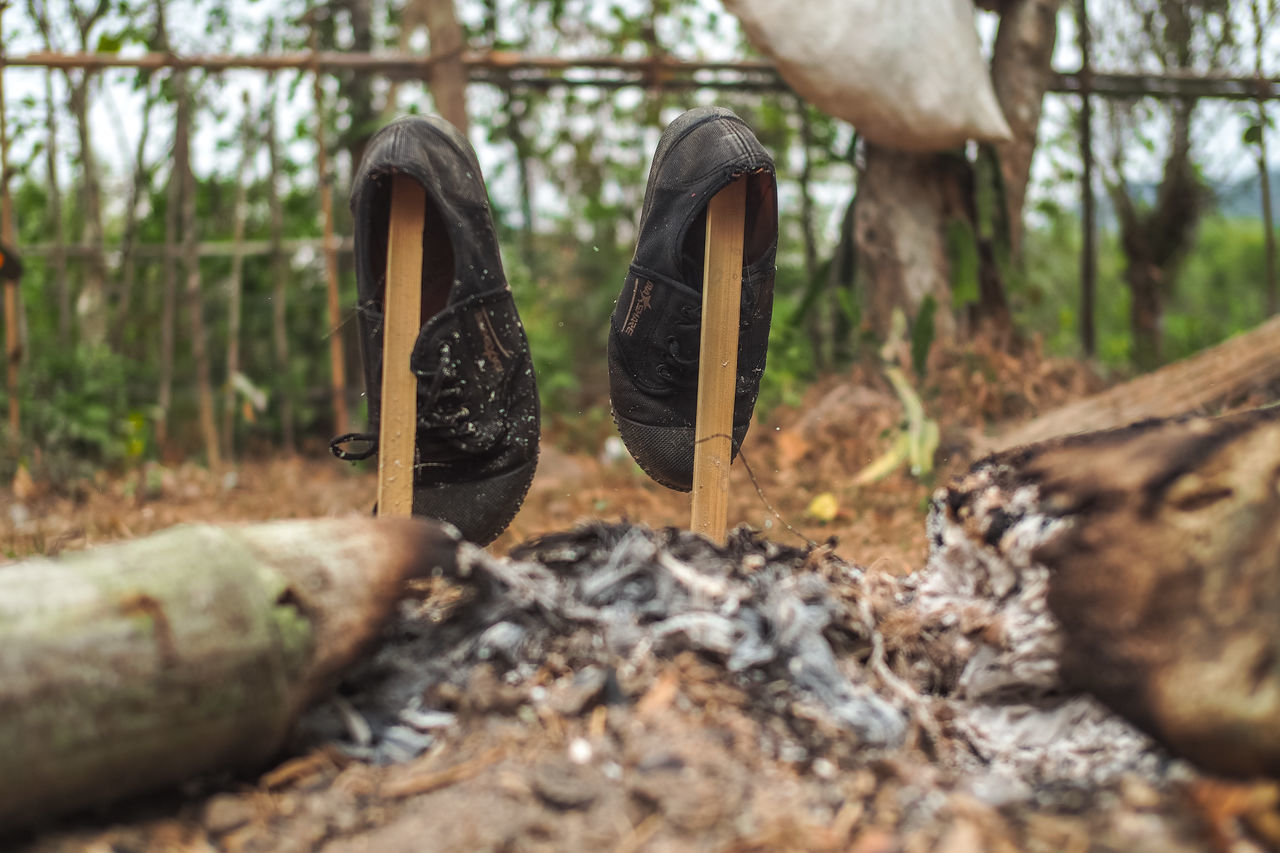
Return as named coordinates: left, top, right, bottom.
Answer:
left=655, top=364, right=674, bottom=382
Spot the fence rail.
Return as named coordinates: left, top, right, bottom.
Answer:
left=16, top=238, right=353, bottom=258
left=0, top=51, right=1277, bottom=101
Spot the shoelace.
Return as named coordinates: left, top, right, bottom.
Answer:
left=329, top=340, right=471, bottom=462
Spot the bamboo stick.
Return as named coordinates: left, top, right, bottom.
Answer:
left=378, top=176, right=426, bottom=518
left=690, top=178, right=746, bottom=544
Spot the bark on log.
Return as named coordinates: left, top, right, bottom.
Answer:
left=0, top=517, right=458, bottom=831
left=937, top=407, right=1280, bottom=777
left=986, top=313, right=1280, bottom=453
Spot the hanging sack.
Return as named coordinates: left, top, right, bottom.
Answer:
left=725, top=0, right=1012, bottom=151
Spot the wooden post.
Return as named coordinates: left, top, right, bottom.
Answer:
left=690, top=178, right=746, bottom=544
left=313, top=46, right=349, bottom=437
left=377, top=175, right=425, bottom=518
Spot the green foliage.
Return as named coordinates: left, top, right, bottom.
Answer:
left=0, top=345, right=140, bottom=484
left=1019, top=209, right=1272, bottom=369
left=945, top=220, right=981, bottom=309
left=910, top=295, right=937, bottom=379
left=7, top=0, right=1278, bottom=480
left=755, top=261, right=821, bottom=416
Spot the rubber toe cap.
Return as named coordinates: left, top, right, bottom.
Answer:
left=412, top=456, right=537, bottom=544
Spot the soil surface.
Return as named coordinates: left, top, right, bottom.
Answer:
left=5, top=344, right=1277, bottom=852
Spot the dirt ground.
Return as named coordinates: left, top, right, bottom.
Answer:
left=5, top=343, right=1276, bottom=852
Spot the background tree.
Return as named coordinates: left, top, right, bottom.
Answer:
left=1097, top=0, right=1235, bottom=369
left=0, top=0, right=1277, bottom=482
left=854, top=0, right=1063, bottom=347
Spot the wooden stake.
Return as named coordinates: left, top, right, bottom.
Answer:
left=690, top=178, right=746, bottom=544
left=377, top=175, right=425, bottom=518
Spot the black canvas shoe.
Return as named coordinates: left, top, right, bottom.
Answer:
left=331, top=115, right=539, bottom=544
left=608, top=106, right=778, bottom=491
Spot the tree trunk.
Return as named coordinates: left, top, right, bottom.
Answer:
left=1261, top=112, right=1277, bottom=317
left=43, top=71, right=70, bottom=347
left=0, top=517, right=459, bottom=833
left=851, top=1, right=1063, bottom=345
left=266, top=93, right=296, bottom=454
left=1126, top=253, right=1165, bottom=368
left=828, top=185, right=859, bottom=362
left=336, top=0, right=377, bottom=171
left=853, top=144, right=957, bottom=342
left=222, top=99, right=255, bottom=465
left=1252, top=0, right=1277, bottom=317
left=795, top=99, right=825, bottom=368
left=113, top=86, right=155, bottom=353
left=181, top=107, right=222, bottom=470
left=989, top=0, right=1061, bottom=258
left=423, top=0, right=469, bottom=133
left=313, top=65, right=350, bottom=438
left=504, top=89, right=537, bottom=272
left=1110, top=101, right=1203, bottom=371
left=157, top=97, right=184, bottom=451
left=0, top=50, right=20, bottom=438
left=67, top=74, right=108, bottom=349
left=155, top=0, right=180, bottom=450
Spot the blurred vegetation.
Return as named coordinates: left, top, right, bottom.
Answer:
left=0, top=0, right=1276, bottom=485
left=1020, top=209, right=1273, bottom=371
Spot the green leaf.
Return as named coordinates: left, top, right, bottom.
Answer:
left=1243, top=123, right=1263, bottom=146
left=910, top=295, right=937, bottom=378
left=945, top=219, right=980, bottom=307
left=95, top=32, right=125, bottom=54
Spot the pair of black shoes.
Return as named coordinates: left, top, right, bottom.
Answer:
left=333, top=107, right=778, bottom=544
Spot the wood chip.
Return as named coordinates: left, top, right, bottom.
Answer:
left=635, top=670, right=680, bottom=720
left=614, top=813, right=663, bottom=853
left=260, top=751, right=335, bottom=791
left=381, top=746, right=504, bottom=800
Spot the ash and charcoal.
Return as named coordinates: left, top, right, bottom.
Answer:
left=301, top=517, right=1179, bottom=805
left=913, top=467, right=1181, bottom=797
left=300, top=522, right=903, bottom=762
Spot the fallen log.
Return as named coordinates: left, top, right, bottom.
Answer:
left=0, top=517, right=458, bottom=831
left=933, top=407, right=1280, bottom=777
left=985, top=314, right=1280, bottom=453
